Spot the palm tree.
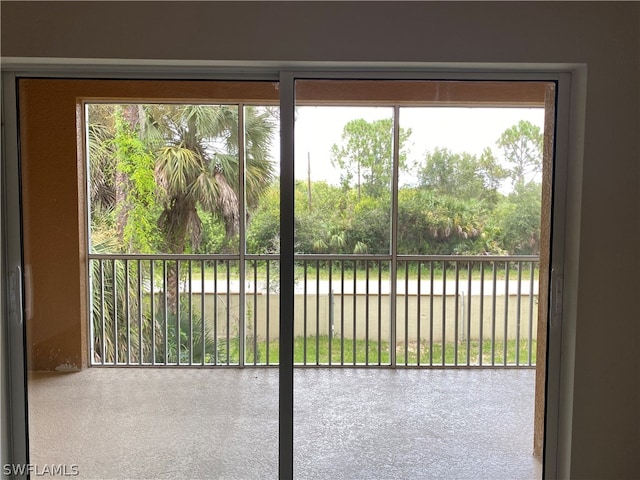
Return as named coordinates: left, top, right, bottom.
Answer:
left=88, top=103, right=276, bottom=356
left=141, top=104, right=275, bottom=315
left=143, top=104, right=275, bottom=254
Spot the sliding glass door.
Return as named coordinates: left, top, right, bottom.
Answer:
left=7, top=73, right=560, bottom=479
left=290, top=78, right=553, bottom=479
left=20, top=79, right=281, bottom=479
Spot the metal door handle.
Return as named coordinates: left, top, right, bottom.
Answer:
left=550, top=269, right=563, bottom=328
left=9, top=265, right=23, bottom=325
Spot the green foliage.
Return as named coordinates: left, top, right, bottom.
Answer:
left=330, top=118, right=411, bottom=199
left=294, top=180, right=351, bottom=253
left=91, top=253, right=143, bottom=363
left=347, top=196, right=390, bottom=254
left=89, top=106, right=543, bottom=258
left=247, top=183, right=280, bottom=254
left=497, top=120, right=543, bottom=186
left=197, top=210, right=231, bottom=254
left=491, top=181, right=542, bottom=254
left=294, top=181, right=391, bottom=255
left=419, top=147, right=507, bottom=205
left=397, top=188, right=485, bottom=254
left=153, top=296, right=222, bottom=365
left=113, top=107, right=160, bottom=253
left=87, top=104, right=276, bottom=256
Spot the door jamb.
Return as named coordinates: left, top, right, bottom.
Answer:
left=0, top=63, right=582, bottom=480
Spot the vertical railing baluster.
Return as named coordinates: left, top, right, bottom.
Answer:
left=266, top=260, right=271, bottom=365
left=125, top=259, right=131, bottom=365
left=188, top=260, right=193, bottom=366
left=99, top=260, right=106, bottom=365
left=166, top=260, right=172, bottom=364
left=503, top=261, right=510, bottom=366
left=151, top=261, right=156, bottom=365
left=529, top=261, right=535, bottom=366
left=226, top=260, right=232, bottom=365
left=176, top=259, right=181, bottom=365
left=340, top=260, right=345, bottom=366
left=112, top=258, right=118, bottom=365
left=213, top=261, right=218, bottom=366
left=442, top=260, right=447, bottom=366
left=454, top=261, right=459, bottom=366
left=377, top=260, right=382, bottom=366
left=328, top=260, right=333, bottom=366
left=417, top=262, right=421, bottom=366
left=316, top=259, right=320, bottom=366
left=201, top=260, right=206, bottom=366
left=429, top=261, right=434, bottom=367
left=353, top=261, right=357, bottom=365
left=254, top=260, right=258, bottom=366
left=404, top=260, right=409, bottom=366
left=138, top=259, right=143, bottom=365
left=366, top=260, right=370, bottom=366
left=491, top=261, right=497, bottom=366
left=163, top=261, right=169, bottom=365
left=89, top=258, right=95, bottom=364
left=303, top=261, right=308, bottom=366
left=466, top=261, right=472, bottom=366
left=479, top=262, right=485, bottom=367
left=516, top=261, right=522, bottom=366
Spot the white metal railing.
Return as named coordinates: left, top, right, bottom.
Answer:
left=89, top=254, right=539, bottom=367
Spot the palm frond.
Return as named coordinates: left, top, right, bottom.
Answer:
left=155, top=146, right=203, bottom=196
left=189, top=169, right=221, bottom=212
left=87, top=122, right=117, bottom=208
left=181, top=105, right=237, bottom=143
left=139, top=105, right=168, bottom=149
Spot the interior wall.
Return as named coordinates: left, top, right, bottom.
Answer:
left=1, top=2, right=639, bottom=478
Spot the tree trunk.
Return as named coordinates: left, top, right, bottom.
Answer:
left=160, top=196, right=193, bottom=313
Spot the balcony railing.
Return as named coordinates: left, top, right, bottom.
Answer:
left=89, top=254, right=539, bottom=368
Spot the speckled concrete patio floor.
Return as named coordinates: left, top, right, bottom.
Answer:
left=28, top=368, right=540, bottom=480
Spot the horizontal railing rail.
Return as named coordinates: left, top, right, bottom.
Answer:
left=89, top=253, right=539, bottom=368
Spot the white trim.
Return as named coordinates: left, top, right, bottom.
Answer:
left=1, top=57, right=583, bottom=78
left=1, top=63, right=583, bottom=480
left=547, top=67, right=586, bottom=480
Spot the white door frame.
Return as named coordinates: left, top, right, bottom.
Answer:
left=0, top=60, right=584, bottom=480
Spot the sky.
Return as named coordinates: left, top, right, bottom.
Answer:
left=291, top=106, right=546, bottom=185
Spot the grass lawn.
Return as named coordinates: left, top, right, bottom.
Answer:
left=218, top=335, right=536, bottom=366
left=165, top=261, right=539, bottom=285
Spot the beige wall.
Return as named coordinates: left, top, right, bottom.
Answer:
left=194, top=292, right=539, bottom=344
left=2, top=2, right=639, bottom=478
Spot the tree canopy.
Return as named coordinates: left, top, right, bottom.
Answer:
left=330, top=118, right=411, bottom=199
left=418, top=147, right=507, bottom=205
left=88, top=107, right=543, bottom=258
left=88, top=104, right=276, bottom=255
left=496, top=119, right=543, bottom=186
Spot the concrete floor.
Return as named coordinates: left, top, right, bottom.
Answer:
left=28, top=368, right=540, bottom=480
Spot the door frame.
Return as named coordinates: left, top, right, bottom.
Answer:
left=0, top=62, right=583, bottom=480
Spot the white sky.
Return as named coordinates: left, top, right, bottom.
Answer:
left=290, top=106, right=546, bottom=185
